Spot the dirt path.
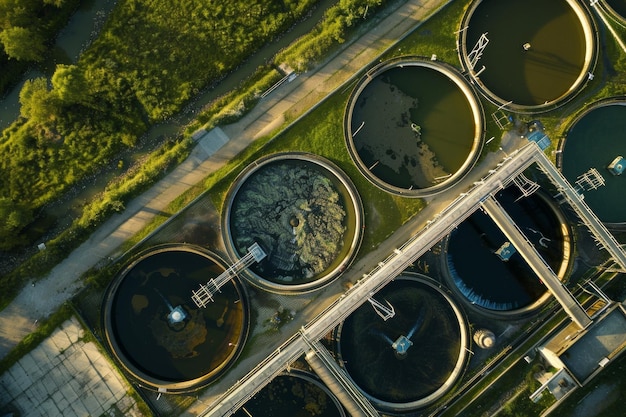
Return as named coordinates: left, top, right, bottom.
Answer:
left=0, top=0, right=452, bottom=359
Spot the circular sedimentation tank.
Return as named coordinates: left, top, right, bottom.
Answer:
left=233, top=371, right=346, bottom=417
left=223, top=152, right=364, bottom=293
left=102, top=244, right=249, bottom=392
left=458, top=0, right=597, bottom=112
left=337, top=275, right=469, bottom=411
left=603, top=0, right=626, bottom=23
left=344, top=57, right=484, bottom=197
left=445, top=187, right=573, bottom=314
left=560, top=100, right=626, bottom=225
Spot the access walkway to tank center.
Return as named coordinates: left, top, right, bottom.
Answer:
left=481, top=197, right=591, bottom=329
left=303, top=336, right=380, bottom=417
left=200, top=142, right=626, bottom=417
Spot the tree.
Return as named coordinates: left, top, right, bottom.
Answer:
left=0, top=0, right=37, bottom=28
left=0, top=26, right=46, bottom=62
left=44, top=0, right=66, bottom=6
left=0, top=197, right=33, bottom=250
left=52, top=64, right=90, bottom=105
left=19, top=77, right=59, bottom=122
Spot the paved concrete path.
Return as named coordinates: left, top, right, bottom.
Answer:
left=0, top=0, right=451, bottom=358
left=0, top=316, right=142, bottom=417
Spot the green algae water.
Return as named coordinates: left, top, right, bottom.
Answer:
left=227, top=155, right=362, bottom=289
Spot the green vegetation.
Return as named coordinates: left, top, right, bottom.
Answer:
left=0, top=136, right=191, bottom=310
left=276, top=0, right=387, bottom=72
left=0, top=302, right=73, bottom=375
left=458, top=356, right=556, bottom=417
left=0, top=0, right=320, bottom=251
left=0, top=0, right=81, bottom=92
left=2, top=2, right=626, bottom=414
left=185, top=65, right=285, bottom=135
left=0, top=197, right=34, bottom=250
left=83, top=0, right=321, bottom=123
left=187, top=0, right=390, bottom=134
left=181, top=87, right=424, bottom=256
left=85, top=0, right=510, bottom=267
left=0, top=0, right=401, bottom=309
left=383, top=0, right=468, bottom=64
left=255, top=91, right=425, bottom=247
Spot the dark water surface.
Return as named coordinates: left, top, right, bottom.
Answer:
left=465, top=0, right=587, bottom=106
left=605, top=0, right=626, bottom=18
left=233, top=374, right=344, bottom=417
left=339, top=278, right=462, bottom=403
left=351, top=65, right=475, bottom=189
left=562, top=103, right=626, bottom=223
left=108, top=249, right=245, bottom=383
left=447, top=188, right=566, bottom=311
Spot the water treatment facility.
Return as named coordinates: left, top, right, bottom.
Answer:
left=2, top=1, right=626, bottom=417
left=97, top=12, right=626, bottom=413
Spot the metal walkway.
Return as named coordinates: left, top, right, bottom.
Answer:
left=481, top=197, right=591, bottom=328
left=303, top=335, right=379, bottom=417
left=533, top=151, right=626, bottom=272
left=192, top=243, right=266, bottom=308
left=200, top=144, right=539, bottom=417
left=200, top=142, right=626, bottom=416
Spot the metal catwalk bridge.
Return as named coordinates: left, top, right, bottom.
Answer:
left=192, top=243, right=266, bottom=308
left=532, top=151, right=626, bottom=272
left=303, top=335, right=379, bottom=417
left=201, top=142, right=626, bottom=416
left=481, top=197, right=591, bottom=328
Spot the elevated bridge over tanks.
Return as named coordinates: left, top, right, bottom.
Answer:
left=200, top=142, right=626, bottom=416
left=481, top=197, right=591, bottom=328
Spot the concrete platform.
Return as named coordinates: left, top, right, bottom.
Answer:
left=197, top=127, right=230, bottom=156
left=0, top=316, right=144, bottom=417
left=561, top=306, right=626, bottom=383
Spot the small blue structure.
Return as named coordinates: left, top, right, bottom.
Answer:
left=167, top=305, right=187, bottom=324
left=607, top=156, right=625, bottom=176
left=526, top=120, right=551, bottom=150
left=495, top=241, right=516, bottom=262
left=392, top=335, right=413, bottom=357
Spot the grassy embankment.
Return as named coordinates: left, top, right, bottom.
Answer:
left=0, top=0, right=405, bottom=362
left=116, top=0, right=479, bottom=259
left=1, top=0, right=382, bottom=308
left=0, top=0, right=82, bottom=93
